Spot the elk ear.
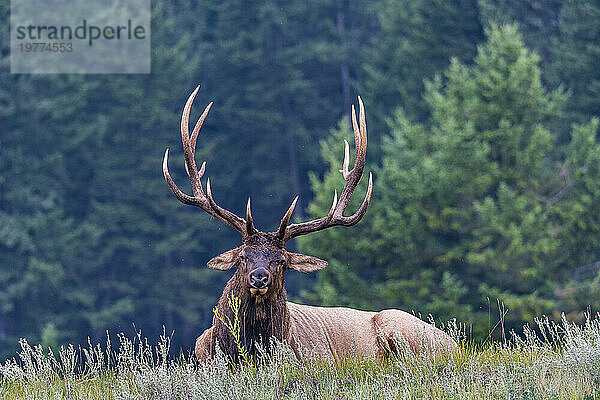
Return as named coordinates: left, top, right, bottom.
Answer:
left=287, top=252, right=328, bottom=273
left=207, top=246, right=242, bottom=271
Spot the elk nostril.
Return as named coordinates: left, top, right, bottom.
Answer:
left=249, top=270, right=269, bottom=288
left=250, top=276, right=267, bottom=288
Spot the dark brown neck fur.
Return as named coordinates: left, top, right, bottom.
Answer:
left=212, top=272, right=290, bottom=362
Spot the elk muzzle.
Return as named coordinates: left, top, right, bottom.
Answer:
left=248, top=267, right=270, bottom=295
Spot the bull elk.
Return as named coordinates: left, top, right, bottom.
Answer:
left=163, top=86, right=458, bottom=362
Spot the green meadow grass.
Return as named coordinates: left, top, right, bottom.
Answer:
left=1, top=316, right=599, bottom=399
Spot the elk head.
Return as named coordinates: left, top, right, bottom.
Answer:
left=163, top=86, right=372, bottom=300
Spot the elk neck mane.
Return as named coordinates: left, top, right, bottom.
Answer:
left=213, top=259, right=290, bottom=360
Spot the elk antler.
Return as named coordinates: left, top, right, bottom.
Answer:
left=277, top=97, right=373, bottom=242
left=163, top=86, right=256, bottom=236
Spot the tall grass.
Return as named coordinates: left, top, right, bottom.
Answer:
left=1, top=315, right=599, bottom=399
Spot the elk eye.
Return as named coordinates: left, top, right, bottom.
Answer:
left=239, top=254, right=247, bottom=262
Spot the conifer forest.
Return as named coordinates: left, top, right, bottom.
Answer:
left=1, top=0, right=600, bottom=360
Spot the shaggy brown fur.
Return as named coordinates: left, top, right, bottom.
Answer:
left=209, top=275, right=290, bottom=363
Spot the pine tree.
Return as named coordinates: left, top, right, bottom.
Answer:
left=301, top=25, right=587, bottom=337
left=551, top=119, right=600, bottom=319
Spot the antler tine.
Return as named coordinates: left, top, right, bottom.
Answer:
left=246, top=198, right=257, bottom=236
left=339, top=140, right=351, bottom=180
left=164, top=87, right=248, bottom=236
left=340, top=172, right=372, bottom=226
left=328, top=190, right=338, bottom=218
left=332, top=96, right=367, bottom=219
left=191, top=102, right=213, bottom=156
left=281, top=97, right=372, bottom=242
left=181, top=86, right=202, bottom=197
left=358, top=96, right=367, bottom=158
left=277, top=196, right=298, bottom=240
left=351, top=103, right=362, bottom=156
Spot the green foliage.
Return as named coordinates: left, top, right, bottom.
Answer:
left=2, top=0, right=600, bottom=357
left=213, top=292, right=249, bottom=363
left=558, top=119, right=600, bottom=265
left=551, top=119, right=600, bottom=317
left=302, top=25, right=600, bottom=338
